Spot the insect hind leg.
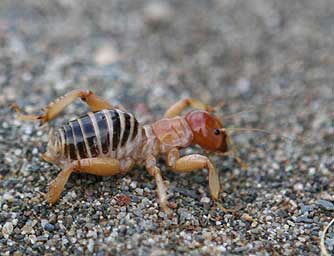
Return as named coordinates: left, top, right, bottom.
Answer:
left=10, top=89, right=113, bottom=125
left=163, top=98, right=214, bottom=118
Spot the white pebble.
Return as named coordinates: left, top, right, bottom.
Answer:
left=32, top=148, right=38, bottom=155
left=135, top=188, right=144, bottom=196
left=143, top=1, right=174, bottom=25
left=41, top=219, right=48, bottom=229
left=87, top=239, right=95, bottom=253
left=200, top=197, right=211, bottom=204
left=14, top=149, right=22, bottom=156
left=2, top=122, right=9, bottom=129
left=29, top=234, right=37, bottom=244
left=2, top=222, right=13, bottom=239
left=87, top=230, right=97, bottom=239
left=130, top=181, right=137, bottom=189
left=293, top=183, right=304, bottom=191
left=308, top=167, right=316, bottom=176
left=94, top=45, right=119, bottom=66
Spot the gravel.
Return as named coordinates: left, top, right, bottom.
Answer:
left=0, top=0, right=333, bottom=255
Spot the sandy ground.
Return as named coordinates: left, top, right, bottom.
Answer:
left=0, top=0, right=333, bottom=255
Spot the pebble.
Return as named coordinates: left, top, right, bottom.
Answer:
left=200, top=197, right=211, bottom=204
left=316, top=199, right=334, bottom=211
left=87, top=230, right=97, bottom=239
left=295, top=216, right=313, bottom=223
left=135, top=188, right=144, bottom=196
left=242, top=213, right=253, bottom=222
left=94, top=45, right=119, bottom=66
left=293, top=183, right=304, bottom=191
left=143, top=1, right=174, bottom=26
left=44, top=223, right=55, bottom=232
left=29, top=234, right=37, bottom=244
left=130, top=181, right=137, bottom=189
left=14, top=149, right=22, bottom=156
left=3, top=193, right=15, bottom=202
left=21, top=223, right=34, bottom=234
left=2, top=222, right=14, bottom=239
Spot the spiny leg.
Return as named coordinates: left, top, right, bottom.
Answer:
left=46, top=158, right=123, bottom=205
left=10, top=89, right=114, bottom=125
left=164, top=98, right=215, bottom=118
left=145, top=156, right=172, bottom=215
left=167, top=150, right=220, bottom=200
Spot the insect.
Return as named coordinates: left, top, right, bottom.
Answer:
left=10, top=89, right=248, bottom=214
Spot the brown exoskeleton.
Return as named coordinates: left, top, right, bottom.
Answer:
left=11, top=89, right=247, bottom=214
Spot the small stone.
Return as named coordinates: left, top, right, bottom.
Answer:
left=44, top=223, right=55, bottom=232
left=316, top=199, right=334, bottom=211
left=87, top=230, right=97, bottom=238
left=3, top=193, right=14, bottom=202
left=32, top=148, right=39, bottom=155
left=135, top=188, right=144, bottom=196
left=14, top=149, right=22, bottom=156
left=87, top=239, right=95, bottom=253
left=308, top=167, right=316, bottom=176
left=21, top=223, right=34, bottom=234
left=300, top=205, right=313, bottom=214
left=94, top=45, right=119, bottom=66
left=200, top=197, right=211, bottom=204
left=130, top=181, right=137, bottom=189
left=29, top=234, right=37, bottom=244
left=2, top=222, right=13, bottom=239
left=143, top=1, right=174, bottom=26
left=293, top=183, right=304, bottom=191
left=242, top=213, right=253, bottom=222
left=295, top=216, right=313, bottom=223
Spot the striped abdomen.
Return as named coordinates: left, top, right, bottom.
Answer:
left=57, top=109, right=141, bottom=161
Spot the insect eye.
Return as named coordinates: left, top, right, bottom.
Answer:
left=214, top=128, right=221, bottom=135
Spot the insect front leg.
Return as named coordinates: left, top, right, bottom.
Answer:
left=145, top=155, right=172, bottom=215
left=46, top=158, right=124, bottom=205
left=163, top=98, right=214, bottom=118
left=167, top=149, right=220, bottom=200
left=10, top=89, right=121, bottom=125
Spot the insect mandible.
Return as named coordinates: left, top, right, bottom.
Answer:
left=10, top=89, right=247, bottom=214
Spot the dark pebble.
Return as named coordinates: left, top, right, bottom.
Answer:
left=300, top=204, right=314, bottom=214
left=316, top=199, right=334, bottom=211
left=44, top=223, right=55, bottom=232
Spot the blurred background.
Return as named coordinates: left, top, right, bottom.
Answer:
left=0, top=0, right=333, bottom=255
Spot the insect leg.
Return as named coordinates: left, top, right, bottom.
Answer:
left=163, top=98, right=214, bottom=118
left=10, top=89, right=116, bottom=125
left=145, top=156, right=172, bottom=215
left=46, top=158, right=124, bottom=205
left=46, top=165, right=74, bottom=205
left=167, top=152, right=220, bottom=200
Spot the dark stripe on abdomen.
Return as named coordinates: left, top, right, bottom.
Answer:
left=70, top=120, right=88, bottom=159
left=64, top=125, right=77, bottom=160
left=121, top=113, right=131, bottom=146
left=107, top=110, right=120, bottom=151
left=80, top=115, right=99, bottom=157
left=95, top=111, right=110, bottom=154
left=132, top=118, right=138, bottom=141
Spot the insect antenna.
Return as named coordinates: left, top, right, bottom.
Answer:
left=220, top=127, right=297, bottom=143
left=215, top=88, right=305, bottom=120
